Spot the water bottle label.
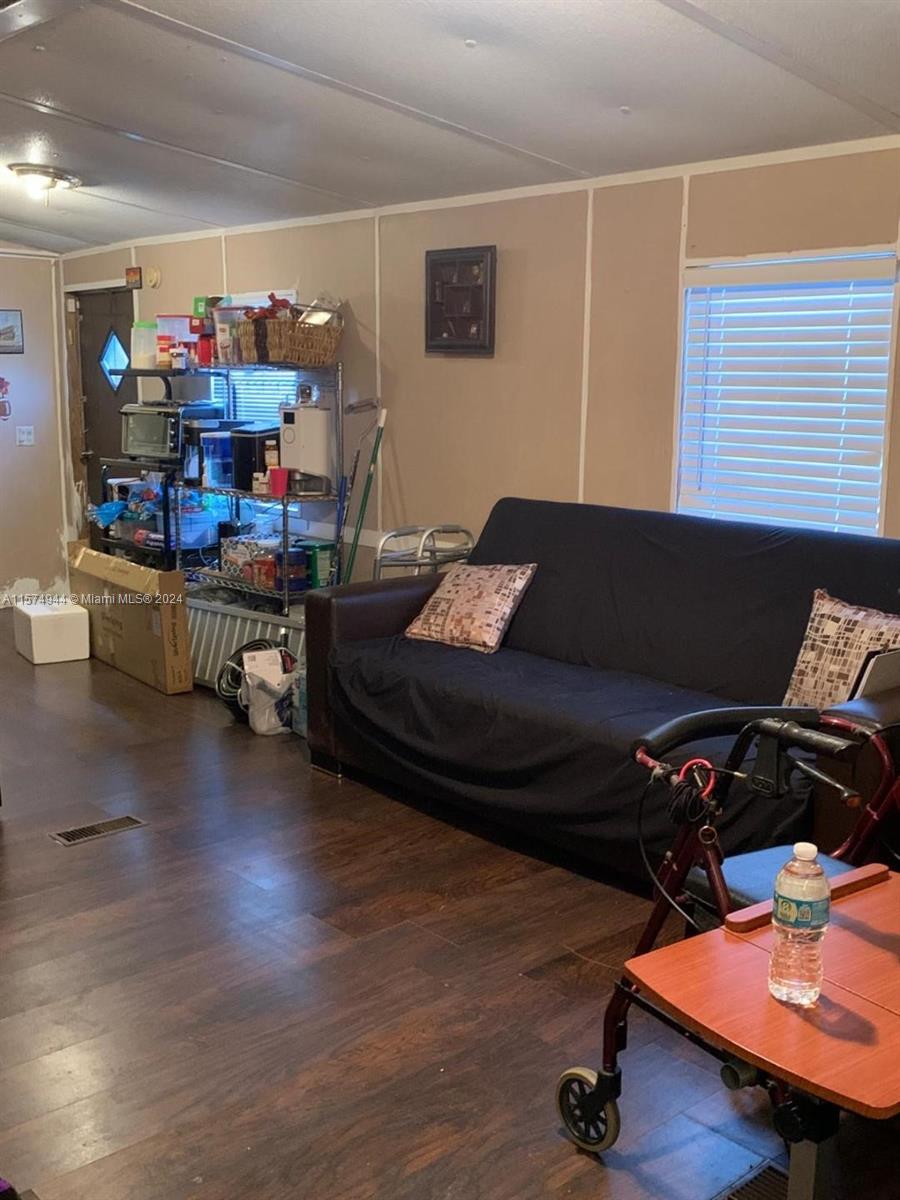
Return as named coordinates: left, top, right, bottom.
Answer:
left=773, top=892, right=830, bottom=929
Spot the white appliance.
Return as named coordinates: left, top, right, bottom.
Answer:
left=279, top=404, right=333, bottom=485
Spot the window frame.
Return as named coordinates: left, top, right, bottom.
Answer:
left=670, top=250, right=900, bottom=537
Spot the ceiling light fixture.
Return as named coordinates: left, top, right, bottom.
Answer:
left=7, top=162, right=81, bottom=202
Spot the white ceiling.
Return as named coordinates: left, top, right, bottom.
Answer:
left=0, top=0, right=898, bottom=253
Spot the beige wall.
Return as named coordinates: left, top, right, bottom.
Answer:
left=53, top=139, right=900, bottom=565
left=0, top=254, right=67, bottom=596
left=225, top=219, right=377, bottom=499
left=62, top=247, right=131, bottom=287
left=380, top=192, right=587, bottom=532
left=584, top=178, right=684, bottom=512
left=134, top=236, right=224, bottom=320
left=687, top=149, right=900, bottom=259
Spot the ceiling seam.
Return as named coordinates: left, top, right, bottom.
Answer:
left=70, top=186, right=223, bottom=229
left=97, top=0, right=591, bottom=179
left=55, top=130, right=900, bottom=262
left=0, top=90, right=375, bottom=209
left=657, top=0, right=900, bottom=132
left=0, top=0, right=71, bottom=46
left=0, top=211, right=92, bottom=249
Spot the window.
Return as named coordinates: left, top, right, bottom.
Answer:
left=676, top=255, right=897, bottom=535
left=212, top=367, right=335, bottom=423
left=228, top=369, right=299, bottom=422
left=99, top=328, right=129, bottom=391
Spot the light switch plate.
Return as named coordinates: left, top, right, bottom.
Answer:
left=16, top=426, right=34, bottom=446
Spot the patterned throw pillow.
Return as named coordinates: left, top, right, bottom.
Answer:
left=405, top=562, right=537, bottom=654
left=784, top=589, right=900, bottom=709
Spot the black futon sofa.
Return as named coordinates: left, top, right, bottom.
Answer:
left=307, top=498, right=900, bottom=879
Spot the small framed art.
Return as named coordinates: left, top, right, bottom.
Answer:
left=425, top=245, right=496, bottom=355
left=0, top=310, right=24, bottom=354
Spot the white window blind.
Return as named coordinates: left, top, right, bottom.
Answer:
left=676, top=258, right=897, bottom=535
left=212, top=370, right=299, bottom=422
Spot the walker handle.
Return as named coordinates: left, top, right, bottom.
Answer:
left=633, top=706, right=821, bottom=760
left=753, top=718, right=858, bottom=760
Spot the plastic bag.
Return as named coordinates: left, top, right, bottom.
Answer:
left=242, top=668, right=298, bottom=736
left=88, top=500, right=126, bottom=528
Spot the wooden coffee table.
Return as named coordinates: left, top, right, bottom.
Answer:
left=624, top=867, right=899, bottom=1199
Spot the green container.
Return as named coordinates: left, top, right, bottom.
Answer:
left=297, top=538, right=336, bottom=588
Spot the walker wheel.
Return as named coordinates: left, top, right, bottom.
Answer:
left=556, top=1067, right=621, bottom=1153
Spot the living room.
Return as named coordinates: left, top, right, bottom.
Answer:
left=0, top=1, right=898, bottom=1198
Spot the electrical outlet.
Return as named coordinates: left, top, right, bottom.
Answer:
left=15, top=426, right=34, bottom=446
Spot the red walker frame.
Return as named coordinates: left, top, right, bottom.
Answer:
left=603, top=717, right=897, bottom=1079
left=557, top=709, right=900, bottom=1167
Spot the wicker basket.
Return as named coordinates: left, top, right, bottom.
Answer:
left=285, top=313, right=343, bottom=368
left=236, top=318, right=293, bottom=365
left=236, top=311, right=343, bottom=367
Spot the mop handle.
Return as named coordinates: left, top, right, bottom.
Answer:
left=328, top=474, right=348, bottom=587
left=344, top=409, right=387, bottom=584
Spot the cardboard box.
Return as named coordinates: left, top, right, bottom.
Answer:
left=220, top=535, right=280, bottom=577
left=67, top=544, right=193, bottom=694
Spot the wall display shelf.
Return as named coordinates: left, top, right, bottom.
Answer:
left=425, top=245, right=496, bottom=355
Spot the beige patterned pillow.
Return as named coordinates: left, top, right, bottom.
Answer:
left=784, top=588, right=900, bottom=709
left=405, top=562, right=537, bottom=654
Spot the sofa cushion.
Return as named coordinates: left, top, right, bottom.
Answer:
left=328, top=636, right=809, bottom=873
left=405, top=562, right=537, bottom=653
left=784, top=588, right=900, bottom=709
left=469, top=498, right=900, bottom=702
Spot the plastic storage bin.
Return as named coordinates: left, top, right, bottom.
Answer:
left=131, top=321, right=157, bottom=369
left=201, top=431, right=234, bottom=488
left=275, top=547, right=310, bottom=595
left=156, top=315, right=196, bottom=344
left=212, top=306, right=245, bottom=364
left=166, top=510, right=219, bottom=549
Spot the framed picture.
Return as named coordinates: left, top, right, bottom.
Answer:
left=425, top=246, right=496, bottom=355
left=0, top=310, right=24, bottom=354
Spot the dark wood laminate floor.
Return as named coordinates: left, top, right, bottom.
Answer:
left=0, top=611, right=895, bottom=1200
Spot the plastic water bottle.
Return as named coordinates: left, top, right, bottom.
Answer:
left=768, top=842, right=830, bottom=1006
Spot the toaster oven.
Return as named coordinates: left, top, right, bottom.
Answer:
left=120, top=402, right=223, bottom=461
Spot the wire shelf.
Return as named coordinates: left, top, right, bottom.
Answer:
left=111, top=364, right=339, bottom=378
left=181, top=484, right=336, bottom=503
left=187, top=568, right=289, bottom=600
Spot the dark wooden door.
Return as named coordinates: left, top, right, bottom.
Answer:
left=77, top=288, right=137, bottom=503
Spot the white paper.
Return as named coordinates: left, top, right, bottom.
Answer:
left=241, top=648, right=285, bottom=687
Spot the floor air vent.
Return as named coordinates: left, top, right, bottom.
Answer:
left=717, top=1164, right=789, bottom=1200
left=50, top=815, right=145, bottom=846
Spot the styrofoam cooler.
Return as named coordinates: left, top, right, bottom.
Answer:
left=14, top=601, right=90, bottom=664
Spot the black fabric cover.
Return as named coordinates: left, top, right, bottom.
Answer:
left=470, top=499, right=900, bottom=702
left=327, top=499, right=900, bottom=877
left=329, top=635, right=808, bottom=875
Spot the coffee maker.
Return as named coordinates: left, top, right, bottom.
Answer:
left=279, top=403, right=333, bottom=493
